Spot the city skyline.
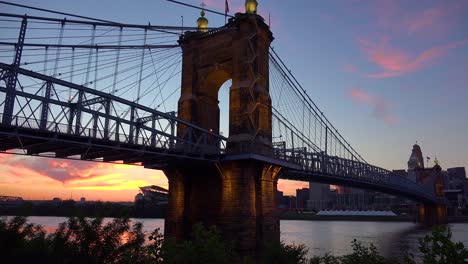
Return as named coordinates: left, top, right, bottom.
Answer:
left=0, top=0, right=467, bottom=202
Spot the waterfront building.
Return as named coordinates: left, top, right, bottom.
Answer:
left=135, top=185, right=169, bottom=205
left=446, top=167, right=466, bottom=189
left=296, top=188, right=309, bottom=210
left=307, top=183, right=331, bottom=211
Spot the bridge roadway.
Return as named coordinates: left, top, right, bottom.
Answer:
left=0, top=64, right=438, bottom=204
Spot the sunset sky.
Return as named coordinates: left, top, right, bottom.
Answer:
left=1, top=0, right=467, bottom=201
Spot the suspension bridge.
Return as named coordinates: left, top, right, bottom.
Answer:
left=0, top=1, right=446, bottom=255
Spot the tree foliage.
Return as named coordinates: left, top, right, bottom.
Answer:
left=1, top=216, right=467, bottom=264
left=417, top=225, right=468, bottom=264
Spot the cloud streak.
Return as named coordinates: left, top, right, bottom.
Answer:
left=347, top=88, right=398, bottom=124
left=0, top=154, right=168, bottom=200
left=359, top=37, right=468, bottom=78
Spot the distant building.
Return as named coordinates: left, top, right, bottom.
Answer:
left=307, top=182, right=330, bottom=211
left=288, top=196, right=297, bottom=210
left=0, top=195, right=23, bottom=202
left=135, top=185, right=169, bottom=205
left=464, top=180, right=468, bottom=196
left=135, top=193, right=144, bottom=203
left=305, top=143, right=466, bottom=214
left=441, top=167, right=467, bottom=212
left=0, top=196, right=24, bottom=207
left=79, top=197, right=86, bottom=205
left=277, top=191, right=287, bottom=209
left=407, top=143, right=424, bottom=182
left=280, top=195, right=297, bottom=210
left=296, top=188, right=309, bottom=210
left=447, top=167, right=466, bottom=189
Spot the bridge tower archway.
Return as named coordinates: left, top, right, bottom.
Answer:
left=176, top=12, right=274, bottom=155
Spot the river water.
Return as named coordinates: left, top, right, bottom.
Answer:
left=7, top=216, right=468, bottom=258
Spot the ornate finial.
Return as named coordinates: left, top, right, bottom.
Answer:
left=245, top=0, right=258, bottom=14
left=197, top=1, right=209, bottom=32
left=200, top=1, right=206, bottom=17
left=434, top=156, right=439, bottom=166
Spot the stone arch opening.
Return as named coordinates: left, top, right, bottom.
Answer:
left=218, top=79, right=232, bottom=137
left=199, top=69, right=231, bottom=136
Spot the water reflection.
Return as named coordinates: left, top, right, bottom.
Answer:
left=9, top=216, right=468, bottom=259
left=280, top=220, right=468, bottom=258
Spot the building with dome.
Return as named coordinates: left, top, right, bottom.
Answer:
left=134, top=185, right=169, bottom=205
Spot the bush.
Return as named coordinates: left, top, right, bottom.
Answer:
left=0, top=216, right=49, bottom=263
left=417, top=225, right=468, bottom=264
left=262, top=240, right=309, bottom=264
left=1, top=216, right=468, bottom=264
left=0, top=216, right=149, bottom=264
left=147, top=223, right=235, bottom=264
left=310, top=240, right=392, bottom=264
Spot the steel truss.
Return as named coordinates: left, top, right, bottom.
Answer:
left=273, top=147, right=437, bottom=203
left=0, top=63, right=226, bottom=164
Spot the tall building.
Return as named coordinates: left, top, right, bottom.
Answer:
left=407, top=143, right=425, bottom=182
left=446, top=167, right=466, bottom=189
left=307, top=182, right=330, bottom=211
left=464, top=180, right=468, bottom=195
left=276, top=190, right=288, bottom=209
left=444, top=167, right=467, bottom=211
left=296, top=188, right=309, bottom=210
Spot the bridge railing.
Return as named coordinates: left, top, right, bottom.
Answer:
left=2, top=113, right=227, bottom=154
left=274, top=147, right=436, bottom=202
left=0, top=64, right=227, bottom=158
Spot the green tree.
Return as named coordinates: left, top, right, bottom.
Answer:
left=262, top=240, right=309, bottom=264
left=417, top=225, right=468, bottom=264
left=339, top=240, right=390, bottom=264
left=149, top=223, right=235, bottom=264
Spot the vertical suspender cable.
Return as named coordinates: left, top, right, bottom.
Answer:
left=43, top=46, right=48, bottom=74
left=84, top=25, right=96, bottom=86
left=136, top=28, right=147, bottom=104
left=52, top=19, right=65, bottom=77
left=94, top=47, right=98, bottom=90
left=69, top=47, right=74, bottom=101
left=111, top=27, right=123, bottom=94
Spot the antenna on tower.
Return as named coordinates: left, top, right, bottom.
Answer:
left=269, top=12, right=271, bottom=28
left=181, top=16, right=184, bottom=34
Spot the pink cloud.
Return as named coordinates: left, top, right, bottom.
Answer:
left=372, top=0, right=467, bottom=37
left=278, top=179, right=308, bottom=196
left=359, top=37, right=468, bottom=78
left=347, top=88, right=399, bottom=124
left=0, top=154, right=168, bottom=201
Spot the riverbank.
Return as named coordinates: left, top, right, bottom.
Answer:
left=280, top=212, right=413, bottom=222
left=280, top=212, right=468, bottom=223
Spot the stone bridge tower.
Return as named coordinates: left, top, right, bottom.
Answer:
left=163, top=1, right=282, bottom=257
left=415, top=160, right=448, bottom=226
